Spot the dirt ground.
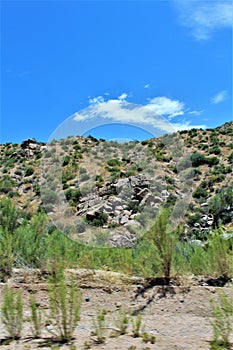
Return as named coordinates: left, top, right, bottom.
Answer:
left=0, top=269, right=232, bottom=350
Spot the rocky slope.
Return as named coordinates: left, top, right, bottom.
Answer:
left=0, top=122, right=232, bottom=246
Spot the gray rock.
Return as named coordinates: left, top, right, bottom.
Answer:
left=120, top=215, right=129, bottom=225
left=115, top=178, right=129, bottom=193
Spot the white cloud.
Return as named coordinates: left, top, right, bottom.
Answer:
left=188, top=110, right=203, bottom=116
left=172, top=121, right=206, bottom=132
left=88, top=96, right=105, bottom=105
left=147, top=96, right=184, bottom=119
left=118, top=93, right=128, bottom=100
left=144, top=84, right=150, bottom=89
left=174, top=0, right=233, bottom=40
left=73, top=94, right=206, bottom=133
left=211, top=90, right=228, bottom=104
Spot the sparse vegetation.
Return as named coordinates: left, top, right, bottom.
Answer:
left=210, top=289, right=233, bottom=349
left=1, top=286, right=23, bottom=339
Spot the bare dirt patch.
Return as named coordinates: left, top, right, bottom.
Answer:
left=0, top=269, right=232, bottom=350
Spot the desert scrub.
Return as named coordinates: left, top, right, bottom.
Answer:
left=30, top=295, right=43, bottom=338
left=210, top=288, right=233, bottom=349
left=114, top=307, right=129, bottom=335
left=47, top=273, right=82, bottom=343
left=131, top=314, right=144, bottom=337
left=1, top=286, right=23, bottom=339
left=92, top=309, right=107, bottom=343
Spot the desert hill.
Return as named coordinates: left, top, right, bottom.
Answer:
left=0, top=121, right=232, bottom=246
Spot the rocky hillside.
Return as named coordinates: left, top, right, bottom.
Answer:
left=0, top=122, right=232, bottom=246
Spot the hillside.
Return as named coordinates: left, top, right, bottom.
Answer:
left=0, top=122, right=232, bottom=247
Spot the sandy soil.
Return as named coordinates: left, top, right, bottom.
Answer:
left=0, top=269, right=232, bottom=350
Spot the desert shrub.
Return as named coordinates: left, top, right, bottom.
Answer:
left=25, top=167, right=34, bottom=177
left=211, top=165, right=232, bottom=175
left=33, top=182, right=40, bottom=196
left=65, top=188, right=82, bottom=204
left=1, top=287, right=23, bottom=339
left=41, top=189, right=58, bottom=205
left=0, top=175, right=16, bottom=194
left=14, top=169, right=23, bottom=176
left=146, top=208, right=179, bottom=283
left=209, top=187, right=233, bottom=226
left=80, top=173, right=90, bottom=182
left=193, top=186, right=208, bottom=199
left=47, top=269, right=82, bottom=343
left=86, top=212, right=108, bottom=227
left=114, top=308, right=129, bottom=335
left=164, top=175, right=175, bottom=185
left=190, top=152, right=206, bottom=167
left=209, top=146, right=221, bottom=155
left=62, top=171, right=76, bottom=183
left=131, top=314, right=144, bottom=337
left=228, top=152, right=233, bottom=164
left=107, top=158, right=122, bottom=167
left=210, top=289, right=233, bottom=349
left=206, top=156, right=219, bottom=166
left=207, top=230, right=232, bottom=279
left=0, top=198, right=21, bottom=279
left=30, top=295, right=43, bottom=338
left=63, top=155, right=70, bottom=166
left=92, top=309, right=107, bottom=343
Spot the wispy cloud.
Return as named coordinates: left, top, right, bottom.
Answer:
left=188, top=110, right=203, bottom=116
left=144, top=84, right=150, bottom=89
left=73, top=94, right=206, bottom=132
left=211, top=90, right=229, bottom=104
left=174, top=0, right=233, bottom=40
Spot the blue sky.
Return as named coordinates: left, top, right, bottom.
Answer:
left=1, top=0, right=232, bottom=143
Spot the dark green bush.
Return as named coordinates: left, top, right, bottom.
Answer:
left=193, top=186, right=208, bottom=199
left=63, top=155, right=70, bottom=166
left=25, top=167, right=34, bottom=177
left=190, top=152, right=206, bottom=167
left=107, top=158, right=122, bottom=167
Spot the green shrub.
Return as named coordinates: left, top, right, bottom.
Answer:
left=209, top=187, right=233, bottom=226
left=193, top=186, right=208, bottom=199
left=92, top=309, right=107, bottom=343
left=30, top=295, right=43, bottom=338
left=0, top=198, right=21, bottom=280
left=131, top=314, right=144, bottom=338
left=65, top=188, right=82, bottom=204
left=48, top=273, right=82, bottom=343
left=1, top=287, right=23, bottom=339
left=147, top=208, right=179, bottom=283
left=107, top=158, right=122, bottom=167
left=25, top=167, right=34, bottom=177
left=190, top=152, right=206, bottom=167
left=228, top=152, right=233, bottom=164
left=114, top=308, right=129, bottom=335
left=209, top=146, right=221, bottom=155
left=207, top=231, right=232, bottom=279
left=86, top=212, right=108, bottom=227
left=210, top=289, right=233, bottom=349
left=63, top=155, right=70, bottom=166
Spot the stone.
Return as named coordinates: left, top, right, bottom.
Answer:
left=140, top=193, right=155, bottom=206
left=120, top=215, right=129, bottom=225
left=114, top=178, right=129, bottom=193
left=153, top=196, right=163, bottom=203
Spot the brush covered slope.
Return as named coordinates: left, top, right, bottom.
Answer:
left=0, top=122, right=232, bottom=247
